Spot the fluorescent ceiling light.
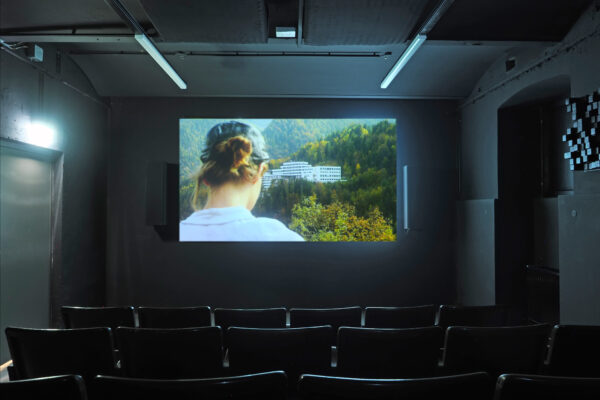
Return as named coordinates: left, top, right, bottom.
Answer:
left=24, top=121, right=56, bottom=148
left=134, top=33, right=187, bottom=90
left=380, top=34, right=427, bottom=89
left=276, top=27, right=296, bottom=38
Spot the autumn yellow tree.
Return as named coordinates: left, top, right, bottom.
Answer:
left=290, top=195, right=395, bottom=242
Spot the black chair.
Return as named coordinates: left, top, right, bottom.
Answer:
left=227, top=326, right=332, bottom=383
left=290, top=307, right=362, bottom=344
left=337, top=326, right=443, bottom=378
left=437, top=305, right=510, bottom=330
left=545, top=325, right=600, bottom=377
left=364, top=305, right=437, bottom=328
left=214, top=308, right=286, bottom=331
left=443, top=324, right=551, bottom=378
left=62, top=306, right=135, bottom=329
left=494, top=374, right=600, bottom=400
left=89, top=371, right=287, bottom=400
left=0, top=375, right=87, bottom=400
left=137, top=306, right=211, bottom=328
left=5, top=327, right=116, bottom=381
left=298, top=372, right=492, bottom=400
left=115, top=326, right=223, bottom=378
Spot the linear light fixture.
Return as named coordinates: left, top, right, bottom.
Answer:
left=380, top=34, right=427, bottom=89
left=134, top=33, right=187, bottom=90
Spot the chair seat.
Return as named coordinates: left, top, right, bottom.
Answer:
left=6, top=327, right=117, bottom=381
left=116, top=326, right=224, bottom=379
left=494, top=374, right=600, bottom=400
left=0, top=375, right=86, bottom=400
left=89, top=371, right=288, bottom=400
left=298, top=372, right=492, bottom=400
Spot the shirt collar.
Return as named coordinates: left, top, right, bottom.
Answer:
left=182, top=207, right=255, bottom=225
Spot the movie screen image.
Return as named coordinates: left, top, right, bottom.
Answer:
left=179, top=118, right=396, bottom=242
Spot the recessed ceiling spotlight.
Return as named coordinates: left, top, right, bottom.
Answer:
left=276, top=27, right=296, bottom=38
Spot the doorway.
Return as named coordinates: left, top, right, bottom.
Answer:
left=496, top=76, right=570, bottom=324
left=0, top=139, right=62, bottom=363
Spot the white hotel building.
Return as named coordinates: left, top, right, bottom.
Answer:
left=263, top=161, right=342, bottom=189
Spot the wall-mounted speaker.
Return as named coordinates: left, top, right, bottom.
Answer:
left=145, top=162, right=179, bottom=240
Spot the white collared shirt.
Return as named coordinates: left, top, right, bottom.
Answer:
left=179, top=207, right=304, bottom=242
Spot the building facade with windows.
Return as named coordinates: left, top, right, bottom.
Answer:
left=262, top=161, right=342, bottom=189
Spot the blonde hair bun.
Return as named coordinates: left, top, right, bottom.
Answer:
left=226, top=136, right=253, bottom=170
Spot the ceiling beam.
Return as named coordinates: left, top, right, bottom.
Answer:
left=0, top=34, right=135, bottom=43
left=0, top=33, right=557, bottom=49
left=424, top=40, right=559, bottom=47
left=67, top=50, right=390, bottom=57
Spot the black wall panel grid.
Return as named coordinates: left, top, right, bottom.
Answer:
left=563, top=88, right=600, bottom=171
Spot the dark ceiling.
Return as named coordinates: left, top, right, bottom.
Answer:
left=0, top=0, right=593, bottom=98
left=428, top=0, right=592, bottom=41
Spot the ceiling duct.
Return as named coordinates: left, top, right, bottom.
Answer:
left=138, top=0, right=268, bottom=43
left=303, top=0, right=435, bottom=45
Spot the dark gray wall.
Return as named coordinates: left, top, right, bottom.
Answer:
left=0, top=46, right=109, bottom=319
left=456, top=199, right=496, bottom=305
left=107, top=98, right=459, bottom=307
left=559, top=191, right=600, bottom=324
left=457, top=5, right=600, bottom=323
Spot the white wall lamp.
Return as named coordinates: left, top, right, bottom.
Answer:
left=24, top=121, right=57, bottom=149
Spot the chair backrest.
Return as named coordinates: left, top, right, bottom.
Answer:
left=298, top=372, right=492, bottom=400
left=214, top=308, right=286, bottom=331
left=437, top=305, right=509, bottom=330
left=443, top=324, right=551, bottom=378
left=89, top=371, right=287, bottom=400
left=61, top=306, right=135, bottom=329
left=494, top=374, right=600, bottom=400
left=137, top=306, right=211, bottom=328
left=115, top=326, right=223, bottom=378
left=364, top=305, right=437, bottom=328
left=227, top=326, right=332, bottom=382
left=290, top=307, right=362, bottom=344
left=546, top=324, right=600, bottom=377
left=5, top=327, right=116, bottom=380
left=0, top=375, right=87, bottom=400
left=337, top=326, right=443, bottom=378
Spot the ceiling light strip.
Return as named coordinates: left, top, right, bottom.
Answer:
left=134, top=34, right=187, bottom=90
left=104, top=0, right=187, bottom=90
left=380, top=0, right=455, bottom=89
left=380, top=34, right=427, bottom=89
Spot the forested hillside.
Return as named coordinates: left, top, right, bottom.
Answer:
left=254, top=120, right=397, bottom=235
left=261, top=119, right=392, bottom=159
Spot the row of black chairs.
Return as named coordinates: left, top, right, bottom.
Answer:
left=6, top=323, right=600, bottom=383
left=61, top=304, right=513, bottom=332
left=3, top=372, right=600, bottom=400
